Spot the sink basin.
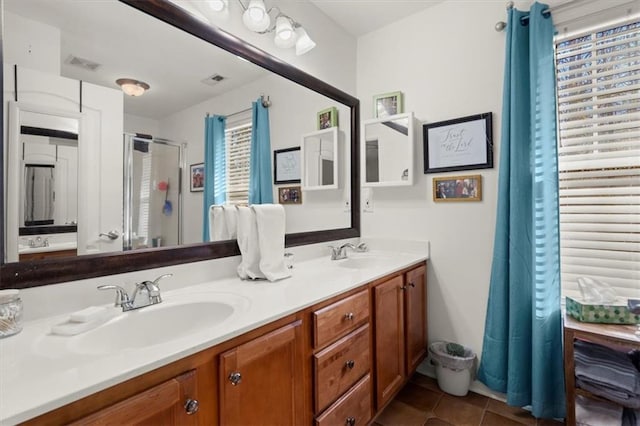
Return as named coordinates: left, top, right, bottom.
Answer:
left=66, top=294, right=246, bottom=355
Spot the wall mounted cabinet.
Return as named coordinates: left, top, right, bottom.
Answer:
left=301, top=127, right=339, bottom=191
left=361, top=112, right=415, bottom=187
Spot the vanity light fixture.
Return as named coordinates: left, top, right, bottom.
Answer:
left=116, top=78, right=150, bottom=97
left=199, top=0, right=316, bottom=55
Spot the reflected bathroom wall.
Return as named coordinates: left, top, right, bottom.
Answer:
left=124, top=136, right=183, bottom=250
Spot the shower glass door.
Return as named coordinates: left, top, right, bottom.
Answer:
left=124, top=135, right=183, bottom=250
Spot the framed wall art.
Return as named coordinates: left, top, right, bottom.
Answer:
left=433, top=174, right=482, bottom=202
left=423, top=112, right=493, bottom=174
left=273, top=147, right=301, bottom=184
left=278, top=186, right=302, bottom=204
left=373, top=91, right=403, bottom=118
left=189, top=163, right=204, bottom=192
left=317, top=107, right=338, bottom=130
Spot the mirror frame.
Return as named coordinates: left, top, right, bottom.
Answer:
left=0, top=0, right=360, bottom=289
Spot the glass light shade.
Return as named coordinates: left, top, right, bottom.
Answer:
left=295, top=27, right=316, bottom=56
left=206, top=0, right=227, bottom=12
left=275, top=16, right=294, bottom=40
left=242, top=0, right=270, bottom=32
left=116, top=78, right=150, bottom=97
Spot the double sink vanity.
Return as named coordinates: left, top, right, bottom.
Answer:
left=0, top=242, right=429, bottom=425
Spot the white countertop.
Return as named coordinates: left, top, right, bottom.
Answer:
left=0, top=246, right=428, bottom=425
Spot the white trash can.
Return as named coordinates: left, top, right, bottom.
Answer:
left=428, top=342, right=476, bottom=396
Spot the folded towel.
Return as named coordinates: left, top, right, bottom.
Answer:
left=575, top=340, right=640, bottom=395
left=209, top=205, right=229, bottom=241
left=576, top=395, right=623, bottom=426
left=222, top=204, right=238, bottom=239
left=252, top=204, right=291, bottom=282
left=236, top=206, right=264, bottom=280
left=577, top=378, right=640, bottom=409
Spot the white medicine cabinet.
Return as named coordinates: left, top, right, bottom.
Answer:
left=361, top=112, right=414, bottom=187
left=301, top=127, right=339, bottom=191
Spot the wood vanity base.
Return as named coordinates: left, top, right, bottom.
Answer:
left=24, top=262, right=427, bottom=425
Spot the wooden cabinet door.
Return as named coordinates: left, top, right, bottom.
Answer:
left=219, top=321, right=304, bottom=426
left=374, top=275, right=406, bottom=409
left=71, top=370, right=198, bottom=426
left=405, top=264, right=427, bottom=373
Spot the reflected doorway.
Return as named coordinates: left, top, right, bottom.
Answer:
left=124, top=135, right=184, bottom=250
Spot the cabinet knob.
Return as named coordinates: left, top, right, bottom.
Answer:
left=228, top=371, right=242, bottom=386
left=345, top=359, right=355, bottom=369
left=400, top=286, right=407, bottom=291
left=409, top=282, right=415, bottom=288
left=184, top=398, right=199, bottom=415
left=344, top=312, right=354, bottom=320
left=346, top=416, right=356, bottom=426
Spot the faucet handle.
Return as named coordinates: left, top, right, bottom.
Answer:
left=98, top=284, right=130, bottom=307
left=356, top=242, right=368, bottom=252
left=152, top=273, right=173, bottom=286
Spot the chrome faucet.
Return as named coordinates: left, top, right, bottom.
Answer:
left=328, top=242, right=368, bottom=260
left=98, top=273, right=173, bottom=311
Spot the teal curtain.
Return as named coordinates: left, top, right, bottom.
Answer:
left=202, top=115, right=226, bottom=241
left=477, top=3, right=565, bottom=419
left=248, top=99, right=273, bottom=204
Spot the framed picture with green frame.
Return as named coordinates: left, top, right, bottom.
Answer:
left=373, top=91, right=403, bottom=118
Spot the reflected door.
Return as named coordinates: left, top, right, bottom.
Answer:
left=124, top=136, right=183, bottom=250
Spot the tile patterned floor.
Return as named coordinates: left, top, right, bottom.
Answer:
left=372, top=373, right=564, bottom=426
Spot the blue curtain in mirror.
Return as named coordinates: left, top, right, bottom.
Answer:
left=248, top=99, right=273, bottom=204
left=477, top=3, right=565, bottom=419
left=202, top=115, right=227, bottom=241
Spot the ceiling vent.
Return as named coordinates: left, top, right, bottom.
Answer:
left=201, top=74, right=226, bottom=86
left=65, top=55, right=101, bottom=71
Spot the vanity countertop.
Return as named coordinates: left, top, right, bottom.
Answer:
left=0, top=246, right=428, bottom=424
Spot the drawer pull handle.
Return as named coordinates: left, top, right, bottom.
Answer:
left=344, top=312, right=354, bottom=320
left=345, top=359, right=355, bottom=369
left=184, top=398, right=199, bottom=415
left=228, top=371, right=242, bottom=386
left=346, top=416, right=356, bottom=426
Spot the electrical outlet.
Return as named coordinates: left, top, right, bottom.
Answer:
left=363, top=188, right=374, bottom=213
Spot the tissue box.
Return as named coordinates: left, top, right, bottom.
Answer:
left=566, top=297, right=640, bottom=324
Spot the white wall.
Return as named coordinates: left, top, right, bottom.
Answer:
left=124, top=114, right=160, bottom=136
left=3, top=11, right=60, bottom=75
left=357, top=1, right=507, bottom=383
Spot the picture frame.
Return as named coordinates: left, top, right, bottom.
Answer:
left=373, top=91, right=403, bottom=118
left=273, top=147, right=301, bottom=184
left=423, top=112, right=493, bottom=174
left=189, top=162, right=204, bottom=192
left=433, top=174, right=482, bottom=202
left=317, top=107, right=338, bottom=130
left=278, top=186, right=302, bottom=205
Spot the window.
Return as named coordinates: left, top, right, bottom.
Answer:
left=225, top=121, right=251, bottom=205
left=555, top=19, right=640, bottom=299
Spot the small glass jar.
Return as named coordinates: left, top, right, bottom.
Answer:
left=0, top=290, right=23, bottom=338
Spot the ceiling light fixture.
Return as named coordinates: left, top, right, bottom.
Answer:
left=116, top=78, right=150, bottom=97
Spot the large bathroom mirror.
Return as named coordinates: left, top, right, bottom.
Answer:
left=361, top=112, right=414, bottom=187
left=0, top=0, right=360, bottom=288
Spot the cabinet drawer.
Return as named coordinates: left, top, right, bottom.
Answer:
left=315, top=374, right=372, bottom=426
left=313, top=289, right=369, bottom=348
left=314, top=324, right=370, bottom=413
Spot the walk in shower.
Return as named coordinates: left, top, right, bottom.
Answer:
left=123, top=134, right=184, bottom=251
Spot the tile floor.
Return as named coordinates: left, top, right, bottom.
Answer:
left=372, top=373, right=564, bottom=426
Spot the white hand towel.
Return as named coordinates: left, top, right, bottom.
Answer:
left=222, top=204, right=238, bottom=239
left=252, top=204, right=291, bottom=282
left=236, top=206, right=265, bottom=280
left=209, top=205, right=228, bottom=241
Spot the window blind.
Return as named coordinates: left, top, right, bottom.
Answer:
left=555, top=19, right=640, bottom=299
left=225, top=122, right=251, bottom=205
